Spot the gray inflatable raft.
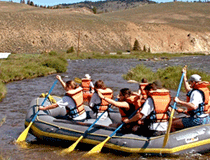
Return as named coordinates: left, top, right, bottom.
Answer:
left=25, top=96, right=210, bottom=155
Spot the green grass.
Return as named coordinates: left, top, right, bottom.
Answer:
left=123, top=65, right=210, bottom=92
left=0, top=52, right=68, bottom=100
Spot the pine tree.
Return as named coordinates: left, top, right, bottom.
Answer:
left=133, top=39, right=141, bottom=51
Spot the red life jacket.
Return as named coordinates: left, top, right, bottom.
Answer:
left=186, top=81, right=210, bottom=114
left=97, top=88, right=113, bottom=112
left=119, top=95, right=141, bottom=121
left=147, top=89, right=171, bottom=123
left=65, top=87, right=85, bottom=118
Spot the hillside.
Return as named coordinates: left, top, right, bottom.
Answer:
left=0, top=1, right=210, bottom=54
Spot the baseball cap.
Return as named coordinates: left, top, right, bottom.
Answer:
left=188, top=74, right=201, bottom=82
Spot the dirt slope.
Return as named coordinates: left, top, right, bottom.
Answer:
left=0, top=1, right=210, bottom=54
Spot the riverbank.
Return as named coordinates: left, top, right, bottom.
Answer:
left=123, top=64, right=210, bottom=92
left=0, top=51, right=207, bottom=101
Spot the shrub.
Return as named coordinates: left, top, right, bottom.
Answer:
left=104, top=50, right=110, bottom=55
left=48, top=51, right=57, bottom=56
left=42, top=57, right=68, bottom=73
left=117, top=51, right=122, bottom=55
left=67, top=46, right=75, bottom=53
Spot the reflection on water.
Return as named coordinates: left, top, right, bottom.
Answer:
left=0, top=56, right=210, bottom=159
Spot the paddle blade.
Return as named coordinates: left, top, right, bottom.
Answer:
left=162, top=109, right=175, bottom=148
left=127, top=80, right=139, bottom=83
left=60, top=136, right=83, bottom=155
left=83, top=136, right=111, bottom=157
left=74, top=77, right=82, bottom=84
left=16, top=121, right=33, bottom=143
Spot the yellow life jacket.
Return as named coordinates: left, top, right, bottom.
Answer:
left=65, top=87, right=85, bottom=118
left=97, top=88, right=113, bottom=112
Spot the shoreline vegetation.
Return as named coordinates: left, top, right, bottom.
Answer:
left=0, top=51, right=208, bottom=101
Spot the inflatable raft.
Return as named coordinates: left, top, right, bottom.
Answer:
left=25, top=96, right=210, bottom=155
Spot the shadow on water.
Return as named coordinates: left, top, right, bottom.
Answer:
left=1, top=56, right=210, bottom=159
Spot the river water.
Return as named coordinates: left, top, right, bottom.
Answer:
left=0, top=56, right=210, bottom=160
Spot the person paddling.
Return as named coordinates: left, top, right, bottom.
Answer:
left=123, top=80, right=171, bottom=136
left=39, top=75, right=87, bottom=121
left=171, top=67, right=210, bottom=132
left=89, top=80, right=113, bottom=120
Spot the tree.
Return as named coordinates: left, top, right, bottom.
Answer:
left=133, top=39, right=141, bottom=51
left=92, top=6, right=97, bottom=14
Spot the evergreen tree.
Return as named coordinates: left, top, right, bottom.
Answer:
left=133, top=39, right=141, bottom=51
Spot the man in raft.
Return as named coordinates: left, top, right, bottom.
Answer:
left=123, top=80, right=171, bottom=137
left=39, top=75, right=87, bottom=121
left=171, top=67, right=210, bottom=132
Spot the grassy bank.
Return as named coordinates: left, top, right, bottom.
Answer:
left=0, top=51, right=68, bottom=101
left=65, top=51, right=205, bottom=60
left=123, top=65, right=210, bottom=92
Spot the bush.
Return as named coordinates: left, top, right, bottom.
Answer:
left=48, top=51, right=57, bottom=56
left=67, top=46, right=75, bottom=53
left=104, top=50, right=110, bottom=55
left=117, top=51, right=122, bottom=55
left=42, top=57, right=68, bottom=73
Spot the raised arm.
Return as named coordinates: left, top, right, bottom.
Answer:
left=56, top=75, right=67, bottom=90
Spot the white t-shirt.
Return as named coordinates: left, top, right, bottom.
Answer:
left=140, top=97, right=168, bottom=131
left=189, top=90, right=208, bottom=117
left=57, top=96, right=86, bottom=120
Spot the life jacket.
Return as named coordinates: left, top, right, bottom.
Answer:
left=186, top=81, right=210, bottom=116
left=65, top=87, right=85, bottom=118
left=97, top=88, right=113, bottom=112
left=139, top=83, right=149, bottom=105
left=119, top=95, right=141, bottom=121
left=147, top=89, right=171, bottom=123
left=81, top=78, right=93, bottom=92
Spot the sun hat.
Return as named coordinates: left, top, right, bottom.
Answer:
left=188, top=74, right=201, bottom=82
left=85, top=74, right=91, bottom=79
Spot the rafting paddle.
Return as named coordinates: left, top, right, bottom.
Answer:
left=74, top=77, right=82, bottom=84
left=162, top=66, right=186, bottom=148
left=16, top=80, right=58, bottom=143
left=83, top=106, right=142, bottom=157
left=60, top=105, right=112, bottom=155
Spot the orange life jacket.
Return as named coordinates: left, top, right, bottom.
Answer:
left=119, top=95, right=141, bottom=121
left=139, top=83, right=149, bottom=105
left=186, top=81, right=210, bottom=115
left=97, top=88, right=113, bottom=112
left=81, top=78, right=93, bottom=92
left=65, top=87, right=85, bottom=118
left=147, top=89, right=171, bottom=122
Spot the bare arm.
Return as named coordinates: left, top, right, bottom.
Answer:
left=182, top=67, right=191, bottom=92
left=123, top=112, right=143, bottom=123
left=174, top=97, right=197, bottom=110
left=56, top=75, right=67, bottom=90
left=39, top=103, right=59, bottom=110
left=97, top=90, right=130, bottom=109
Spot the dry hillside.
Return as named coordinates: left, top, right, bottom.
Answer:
left=0, top=1, right=210, bottom=54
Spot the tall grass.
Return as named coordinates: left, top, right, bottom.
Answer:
left=0, top=52, right=68, bottom=100
left=123, top=65, right=210, bottom=92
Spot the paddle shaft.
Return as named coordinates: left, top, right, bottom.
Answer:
left=162, top=71, right=185, bottom=148
left=16, top=80, right=58, bottom=142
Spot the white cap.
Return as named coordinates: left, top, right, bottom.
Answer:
left=188, top=74, right=201, bottom=82
left=85, top=74, right=91, bottom=79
